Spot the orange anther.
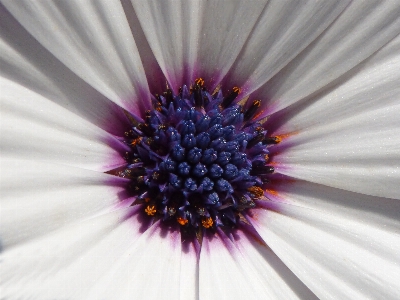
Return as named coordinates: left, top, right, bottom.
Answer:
left=144, top=205, right=157, bottom=216
left=232, top=86, right=241, bottom=94
left=195, top=78, right=205, bottom=87
left=131, top=137, right=142, bottom=146
left=247, top=186, right=264, bottom=199
left=201, top=217, right=213, bottom=229
left=177, top=217, right=188, bottom=226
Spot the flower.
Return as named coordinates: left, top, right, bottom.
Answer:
left=1, top=0, right=400, bottom=299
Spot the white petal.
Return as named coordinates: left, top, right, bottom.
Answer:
left=233, top=228, right=318, bottom=300
left=263, top=179, right=400, bottom=242
left=180, top=240, right=200, bottom=300
left=87, top=221, right=182, bottom=300
left=132, top=0, right=197, bottom=89
left=256, top=0, right=400, bottom=114
left=225, top=0, right=349, bottom=95
left=273, top=104, right=400, bottom=199
left=0, top=10, right=130, bottom=134
left=248, top=183, right=400, bottom=299
left=118, top=0, right=165, bottom=94
left=0, top=78, right=126, bottom=171
left=3, top=0, right=151, bottom=113
left=269, top=36, right=400, bottom=198
left=132, top=0, right=268, bottom=90
left=1, top=206, right=146, bottom=299
left=0, top=158, right=129, bottom=248
left=200, top=231, right=273, bottom=299
left=269, top=33, right=400, bottom=133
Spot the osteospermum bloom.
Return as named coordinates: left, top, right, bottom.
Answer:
left=1, top=0, right=400, bottom=299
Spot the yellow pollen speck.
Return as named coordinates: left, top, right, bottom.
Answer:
left=177, top=217, right=188, bottom=226
left=212, top=84, right=221, bottom=96
left=145, top=205, right=157, bottom=216
left=202, top=217, right=213, bottom=228
left=247, top=186, right=264, bottom=199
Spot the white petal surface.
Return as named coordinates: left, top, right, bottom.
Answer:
left=1, top=207, right=145, bottom=299
left=232, top=228, right=318, bottom=300
left=0, top=158, right=129, bottom=249
left=118, top=0, right=165, bottom=94
left=268, top=33, right=400, bottom=133
left=273, top=104, right=400, bottom=199
left=199, top=232, right=258, bottom=299
left=255, top=0, right=400, bottom=114
left=132, top=0, right=268, bottom=90
left=248, top=182, right=400, bottom=299
left=225, top=0, right=349, bottom=97
left=87, top=221, right=183, bottom=300
left=1, top=78, right=126, bottom=171
left=0, top=6, right=132, bottom=134
left=3, top=0, right=151, bottom=113
left=200, top=231, right=283, bottom=299
left=180, top=240, right=200, bottom=300
left=269, top=35, right=400, bottom=198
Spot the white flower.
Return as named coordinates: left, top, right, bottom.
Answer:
left=1, top=0, right=400, bottom=299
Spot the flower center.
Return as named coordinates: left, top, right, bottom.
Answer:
left=112, top=79, right=279, bottom=236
